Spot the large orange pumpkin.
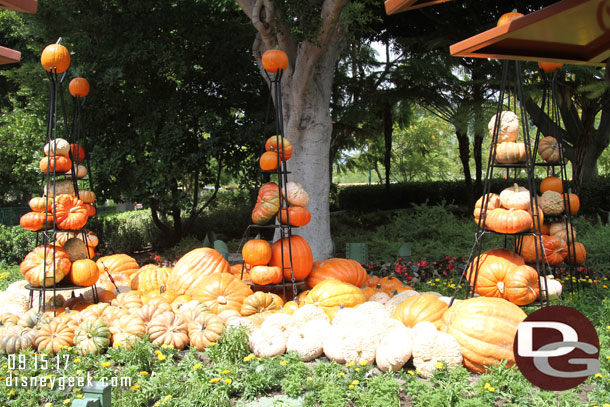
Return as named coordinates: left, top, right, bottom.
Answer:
left=251, top=182, right=281, bottom=225
left=466, top=249, right=524, bottom=298
left=565, top=241, right=587, bottom=265
left=20, top=211, right=53, bottom=231
left=166, top=248, right=230, bottom=296
left=190, top=273, right=253, bottom=314
left=440, top=297, right=527, bottom=373
left=503, top=265, right=539, bottom=306
left=54, top=194, right=88, bottom=230
left=537, top=136, right=561, bottom=163
left=96, top=254, right=140, bottom=278
left=242, top=239, right=272, bottom=266
left=262, top=49, right=289, bottom=73
left=485, top=208, right=532, bottom=234
left=306, top=258, right=368, bottom=289
left=518, top=235, right=567, bottom=266
left=20, top=245, right=72, bottom=287
left=269, top=235, right=313, bottom=281
left=303, top=280, right=365, bottom=311
left=392, top=293, right=448, bottom=328
left=129, top=265, right=171, bottom=292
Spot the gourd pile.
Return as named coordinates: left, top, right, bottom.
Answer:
left=0, top=247, right=528, bottom=378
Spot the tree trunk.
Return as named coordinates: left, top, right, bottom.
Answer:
left=456, top=130, right=474, bottom=206
left=237, top=0, right=349, bottom=261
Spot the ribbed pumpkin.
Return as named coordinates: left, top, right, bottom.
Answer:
left=240, top=292, right=282, bottom=316
left=303, top=280, right=365, bottom=311
left=73, top=318, right=111, bottom=355
left=0, top=325, right=36, bottom=354
left=29, top=197, right=54, bottom=212
left=20, top=211, right=53, bottom=231
left=494, top=142, right=526, bottom=164
left=540, top=176, right=563, bottom=194
left=36, top=319, right=74, bottom=353
left=517, top=235, right=567, bottom=266
left=485, top=208, right=532, bottom=234
left=20, top=245, right=71, bottom=287
left=44, top=138, right=70, bottom=156
left=251, top=182, right=281, bottom=225
left=565, top=242, right=587, bottom=265
left=264, top=135, right=292, bottom=160
left=269, top=235, right=313, bottom=281
left=70, top=144, right=86, bottom=163
left=69, top=259, right=100, bottom=287
left=549, top=221, right=576, bottom=242
left=537, top=136, right=561, bottom=163
left=499, top=184, right=530, bottom=210
left=466, top=248, right=525, bottom=298
left=249, top=265, right=282, bottom=285
left=39, top=155, right=72, bottom=174
left=147, top=311, right=189, bottom=350
left=78, top=190, right=96, bottom=204
left=392, top=293, right=448, bottom=328
left=187, top=313, right=224, bottom=351
left=503, top=265, right=539, bottom=306
left=54, top=194, right=88, bottom=230
left=440, top=297, right=527, bottom=373
left=190, top=273, right=253, bottom=314
left=242, top=239, right=272, bottom=266
left=109, top=313, right=146, bottom=348
left=96, top=254, right=140, bottom=277
left=473, top=193, right=501, bottom=224
left=306, top=258, right=368, bottom=289
left=166, top=248, right=230, bottom=296
left=277, top=206, right=311, bottom=227
left=130, top=265, right=171, bottom=292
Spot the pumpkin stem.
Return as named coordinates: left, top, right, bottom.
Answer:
left=511, top=8, right=518, bottom=12
left=497, top=281, right=505, bottom=294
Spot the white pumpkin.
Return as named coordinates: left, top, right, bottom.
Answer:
left=376, top=326, right=413, bottom=372
left=488, top=111, right=519, bottom=143
left=44, top=138, right=70, bottom=156
left=249, top=327, right=287, bottom=357
left=499, top=184, right=530, bottom=210
left=67, top=165, right=87, bottom=179
left=282, top=182, right=309, bottom=207
left=539, top=275, right=562, bottom=300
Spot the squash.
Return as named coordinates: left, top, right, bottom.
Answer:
left=130, top=265, right=171, bottom=292
left=540, top=275, right=562, bottom=300
left=44, top=138, right=70, bottom=156
left=277, top=206, right=311, bottom=227
left=111, top=291, right=143, bottom=312
left=540, top=176, right=563, bottom=194
left=187, top=313, right=224, bottom=351
left=262, top=50, right=289, bottom=73
left=96, top=254, right=140, bottom=278
left=282, top=182, right=309, bottom=207
left=41, top=43, right=70, bottom=73
left=249, top=327, right=287, bottom=357
left=565, top=241, right=587, bottom=265
left=499, top=184, right=530, bottom=210
left=166, top=248, right=230, bottom=296
left=494, top=142, right=526, bottom=164
left=503, top=265, right=540, bottom=306
left=286, top=320, right=328, bottom=361
left=549, top=221, right=576, bottom=242
left=69, top=259, right=99, bottom=287
left=249, top=265, right=282, bottom=285
left=540, top=190, right=564, bottom=215
left=39, top=155, right=72, bottom=173
left=440, top=297, right=526, bottom=373
left=0, top=325, right=36, bottom=354
left=69, top=77, right=90, bottom=97
left=260, top=313, right=297, bottom=338
left=251, top=182, right=281, bottom=225
left=147, top=311, right=189, bottom=350
left=109, top=313, right=146, bottom=348
left=259, top=151, right=279, bottom=171
left=466, top=248, right=524, bottom=298
left=518, top=235, right=567, bottom=266
left=304, top=280, right=365, bottom=312
left=412, top=327, right=462, bottom=378
left=375, top=325, right=413, bottom=372
left=264, top=135, right=292, bottom=160
left=240, top=292, right=282, bottom=316
left=564, top=192, right=580, bottom=215
left=74, top=318, right=111, bottom=355
left=474, top=193, right=501, bottom=224
left=306, top=258, right=368, bottom=289
left=20, top=211, right=53, bottom=232
left=537, top=136, right=561, bottom=163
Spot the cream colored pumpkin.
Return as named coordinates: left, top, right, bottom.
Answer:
left=375, top=326, right=413, bottom=372
left=44, top=138, right=70, bottom=156
left=488, top=111, right=519, bottom=143
left=249, top=327, right=287, bottom=357
left=499, top=184, right=530, bottom=210
left=282, top=182, right=309, bottom=207
left=539, top=275, right=562, bottom=300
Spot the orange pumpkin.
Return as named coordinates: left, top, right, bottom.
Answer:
left=20, top=211, right=53, bottom=231
left=538, top=61, right=563, bottom=73
left=249, top=265, right=282, bottom=285
left=537, top=136, right=561, bottom=163
left=262, top=49, right=289, bottom=73
left=564, top=192, right=580, bottom=215
left=69, top=259, right=99, bottom=287
left=54, top=194, right=88, bottom=230
left=440, top=297, right=527, bottom=373
left=20, top=245, right=72, bottom=287
left=41, top=43, right=70, bottom=73
left=277, top=206, right=311, bottom=227
left=242, top=239, right=272, bottom=266
left=269, top=235, right=313, bottom=281
left=29, top=197, right=54, bottom=212
left=251, top=182, right=281, bottom=225
left=39, top=155, right=72, bottom=173
left=497, top=10, right=524, bottom=26
left=130, top=266, right=171, bottom=292
left=259, top=151, right=279, bottom=171
left=190, top=273, right=253, bottom=314
left=303, top=280, right=365, bottom=311
left=379, top=275, right=405, bottom=293
left=503, top=265, right=539, bottom=306
left=565, top=242, right=587, bottom=265
left=83, top=204, right=96, bottom=218
left=166, top=248, right=230, bottom=296
left=70, top=144, right=86, bottom=163
left=240, top=292, right=282, bottom=316
left=264, top=136, right=292, bottom=161
left=392, top=293, right=448, bottom=328
left=540, top=176, right=563, bottom=194
left=69, top=77, right=90, bottom=98
left=96, top=254, right=140, bottom=277
left=485, top=208, right=532, bottom=234
left=466, top=248, right=524, bottom=298
left=494, top=142, right=526, bottom=164
left=474, top=193, right=501, bottom=224
left=306, top=258, right=368, bottom=289
left=517, top=235, right=567, bottom=266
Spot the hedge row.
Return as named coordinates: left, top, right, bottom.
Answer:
left=337, top=177, right=610, bottom=216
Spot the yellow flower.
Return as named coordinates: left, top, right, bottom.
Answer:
left=603, top=404, right=610, bottom=407
left=101, top=362, right=111, bottom=368
left=306, top=377, right=312, bottom=381
left=224, top=379, right=232, bottom=384
left=2, top=364, right=6, bottom=369
left=488, top=387, right=495, bottom=392
left=154, top=350, right=161, bottom=354
left=338, top=372, right=345, bottom=376
left=256, top=357, right=262, bottom=361
left=484, top=383, right=491, bottom=389
left=280, top=361, right=288, bottom=366
left=435, top=362, right=444, bottom=369
left=359, top=360, right=367, bottom=366
left=193, top=364, right=202, bottom=370
left=221, top=369, right=230, bottom=374
left=348, top=385, right=354, bottom=389
left=74, top=358, right=81, bottom=363
left=157, top=354, right=166, bottom=361
left=208, top=342, right=216, bottom=347
left=407, top=370, right=414, bottom=376
left=63, top=400, right=71, bottom=405
left=154, top=402, right=161, bottom=407
left=164, top=395, right=172, bottom=401
left=210, top=377, right=222, bottom=384
left=140, top=371, right=149, bottom=375
left=346, top=362, right=355, bottom=367
left=604, top=285, right=608, bottom=289
left=355, top=368, right=360, bottom=372
left=44, top=403, right=53, bottom=407
left=416, top=369, right=422, bottom=375
left=76, top=394, right=84, bottom=399
left=73, top=388, right=81, bottom=393
left=351, top=380, right=360, bottom=385
left=595, top=373, right=603, bottom=378
left=130, top=384, right=140, bottom=392
left=161, top=344, right=168, bottom=349
left=9, top=389, right=15, bottom=397
left=243, top=354, right=255, bottom=362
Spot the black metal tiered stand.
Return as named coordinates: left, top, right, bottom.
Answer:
left=450, top=60, right=552, bottom=307
left=237, top=64, right=303, bottom=302
left=25, top=68, right=99, bottom=314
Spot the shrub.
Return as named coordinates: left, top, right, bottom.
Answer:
left=0, top=224, right=36, bottom=265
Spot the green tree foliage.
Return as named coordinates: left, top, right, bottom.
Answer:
left=5, top=0, right=266, bottom=244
